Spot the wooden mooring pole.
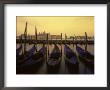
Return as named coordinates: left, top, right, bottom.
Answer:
left=47, top=33, right=49, bottom=56
left=21, top=35, right=23, bottom=55
left=74, top=34, right=77, bottom=46
left=24, top=22, right=27, bottom=54
left=35, top=26, right=37, bottom=52
left=65, top=33, right=67, bottom=44
left=61, top=33, right=62, bottom=56
left=73, top=36, right=74, bottom=47
left=85, top=32, right=87, bottom=51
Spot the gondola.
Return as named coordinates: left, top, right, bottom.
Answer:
left=16, top=45, right=22, bottom=56
left=76, top=45, right=94, bottom=72
left=16, top=45, right=36, bottom=65
left=47, top=44, right=61, bottom=73
left=16, top=45, right=47, bottom=74
left=64, top=44, right=79, bottom=73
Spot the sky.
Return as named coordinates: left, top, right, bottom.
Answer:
left=16, top=16, right=94, bottom=38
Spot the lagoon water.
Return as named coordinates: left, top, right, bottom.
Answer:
left=16, top=43, right=94, bottom=74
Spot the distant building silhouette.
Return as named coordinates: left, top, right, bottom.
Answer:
left=17, top=31, right=62, bottom=40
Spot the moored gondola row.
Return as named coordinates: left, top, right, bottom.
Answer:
left=16, top=22, right=94, bottom=74
left=16, top=44, right=94, bottom=74
left=16, top=44, right=47, bottom=74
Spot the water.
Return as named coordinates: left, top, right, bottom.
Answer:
left=16, top=43, right=94, bottom=74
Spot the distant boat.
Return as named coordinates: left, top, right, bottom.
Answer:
left=47, top=44, right=61, bottom=73
left=76, top=45, right=94, bottom=72
left=16, top=45, right=47, bottom=74
left=64, top=44, right=79, bottom=73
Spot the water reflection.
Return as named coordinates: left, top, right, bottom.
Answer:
left=16, top=44, right=94, bottom=74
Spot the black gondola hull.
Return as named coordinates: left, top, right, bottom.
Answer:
left=64, top=56, right=79, bottom=74
left=78, top=55, right=94, bottom=73
left=47, top=57, right=61, bottom=74
left=16, top=56, right=45, bottom=74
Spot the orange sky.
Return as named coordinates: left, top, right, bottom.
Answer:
left=16, top=16, right=94, bottom=37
